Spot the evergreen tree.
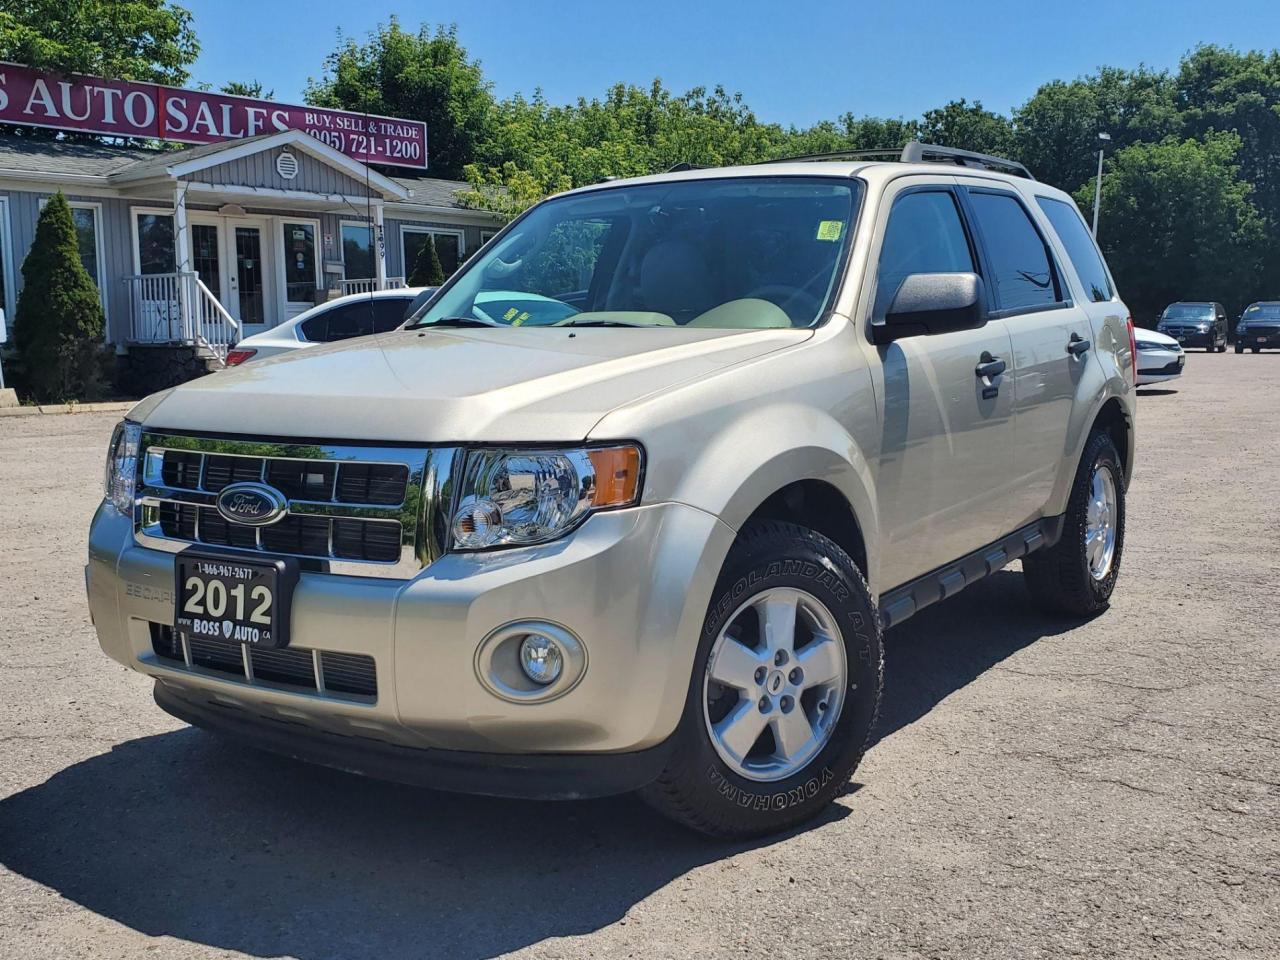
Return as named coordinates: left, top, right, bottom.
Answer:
left=13, top=193, right=107, bottom=401
left=408, top=235, right=446, bottom=287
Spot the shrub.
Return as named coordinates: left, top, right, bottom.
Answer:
left=12, top=192, right=108, bottom=402
left=408, top=234, right=446, bottom=287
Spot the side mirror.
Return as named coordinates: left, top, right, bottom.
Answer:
left=873, top=272, right=985, bottom=344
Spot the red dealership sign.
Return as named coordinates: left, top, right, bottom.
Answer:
left=0, top=62, right=428, bottom=169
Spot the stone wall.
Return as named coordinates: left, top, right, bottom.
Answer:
left=118, top=345, right=221, bottom=396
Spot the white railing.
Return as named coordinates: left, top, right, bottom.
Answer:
left=338, top=276, right=407, bottom=295
left=124, top=272, right=241, bottom=364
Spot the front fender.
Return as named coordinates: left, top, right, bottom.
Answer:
left=641, top=403, right=880, bottom=592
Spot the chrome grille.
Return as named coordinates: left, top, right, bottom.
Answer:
left=149, top=624, right=377, bottom=701
left=134, top=432, right=459, bottom=579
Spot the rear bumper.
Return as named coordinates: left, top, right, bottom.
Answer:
left=154, top=680, right=674, bottom=799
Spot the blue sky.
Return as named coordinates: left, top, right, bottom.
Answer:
left=187, top=0, right=1279, bottom=125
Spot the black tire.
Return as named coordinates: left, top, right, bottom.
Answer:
left=641, top=521, right=883, bottom=838
left=1236, top=345, right=1244, bottom=354
left=1023, top=430, right=1126, bottom=617
left=1252, top=347, right=1261, bottom=353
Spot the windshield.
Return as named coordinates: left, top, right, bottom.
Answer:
left=1161, top=304, right=1213, bottom=320
left=1243, top=303, right=1280, bottom=319
left=409, top=177, right=861, bottom=331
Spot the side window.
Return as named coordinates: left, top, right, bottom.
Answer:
left=371, top=298, right=413, bottom=333
left=1035, top=196, right=1113, bottom=303
left=875, top=190, right=975, bottom=318
left=968, top=191, right=1062, bottom=312
left=303, top=303, right=372, bottom=342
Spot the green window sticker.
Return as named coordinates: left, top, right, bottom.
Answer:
left=816, top=220, right=844, bottom=242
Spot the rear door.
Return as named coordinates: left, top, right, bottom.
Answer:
left=865, top=179, right=1017, bottom=589
left=956, top=181, right=1094, bottom=529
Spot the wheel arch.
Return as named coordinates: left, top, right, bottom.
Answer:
left=672, top=408, right=881, bottom=592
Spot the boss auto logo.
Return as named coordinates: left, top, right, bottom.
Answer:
left=215, top=482, right=288, bottom=526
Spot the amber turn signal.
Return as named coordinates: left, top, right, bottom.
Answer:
left=587, top=445, right=643, bottom=508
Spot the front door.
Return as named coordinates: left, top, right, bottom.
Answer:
left=867, top=182, right=1017, bottom=590
left=228, top=219, right=270, bottom=336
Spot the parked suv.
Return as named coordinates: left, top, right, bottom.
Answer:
left=1156, top=301, right=1228, bottom=352
left=88, top=144, right=1136, bottom=837
left=1235, top=301, right=1280, bottom=353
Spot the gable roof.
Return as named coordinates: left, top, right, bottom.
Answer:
left=109, top=129, right=410, bottom=200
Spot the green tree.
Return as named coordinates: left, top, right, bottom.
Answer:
left=305, top=19, right=494, bottom=179
left=0, top=0, right=199, bottom=140
left=919, top=99, right=1015, bottom=157
left=221, top=80, right=273, bottom=99
left=12, top=192, right=108, bottom=401
left=407, top=235, right=446, bottom=286
left=1078, top=133, right=1265, bottom=323
left=1176, top=45, right=1280, bottom=290
left=0, top=0, right=196, bottom=81
left=1014, top=68, right=1180, bottom=189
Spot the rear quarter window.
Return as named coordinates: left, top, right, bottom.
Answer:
left=1036, top=196, right=1113, bottom=303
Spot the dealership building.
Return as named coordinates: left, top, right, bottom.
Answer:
left=0, top=63, right=504, bottom=381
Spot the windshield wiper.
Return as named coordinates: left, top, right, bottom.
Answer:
left=408, top=316, right=500, bottom=329
left=558, top=319, right=641, bottom=328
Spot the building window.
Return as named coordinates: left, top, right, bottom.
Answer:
left=282, top=221, right=319, bottom=303
left=0, top=197, right=12, bottom=322
left=341, top=222, right=374, bottom=280
left=136, top=213, right=176, bottom=275
left=402, top=227, right=463, bottom=278
left=69, top=206, right=101, bottom=287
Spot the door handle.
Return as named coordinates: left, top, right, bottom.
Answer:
left=1067, top=333, right=1091, bottom=356
left=975, top=352, right=1007, bottom=380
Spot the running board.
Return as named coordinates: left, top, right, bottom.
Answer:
left=878, top=515, right=1065, bottom=629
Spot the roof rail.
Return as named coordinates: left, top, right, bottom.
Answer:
left=760, top=141, right=1035, bottom=180
left=899, top=142, right=1035, bottom=180
left=761, top=148, right=904, bottom=164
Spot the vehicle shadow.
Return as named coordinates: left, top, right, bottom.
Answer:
left=1136, top=388, right=1179, bottom=396
left=0, top=571, right=1078, bottom=960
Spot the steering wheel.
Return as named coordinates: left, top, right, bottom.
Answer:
left=745, top=285, right=821, bottom=322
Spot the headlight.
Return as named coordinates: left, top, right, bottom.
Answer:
left=1196, top=323, right=1210, bottom=332
left=451, top=444, right=643, bottom=550
left=104, top=420, right=142, bottom=515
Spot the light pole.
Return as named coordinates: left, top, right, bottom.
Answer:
left=1092, top=132, right=1111, bottom=238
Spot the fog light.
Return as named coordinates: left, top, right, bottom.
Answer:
left=519, top=633, right=563, bottom=685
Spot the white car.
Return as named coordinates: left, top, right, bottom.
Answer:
left=1135, top=328, right=1185, bottom=385
left=225, top=288, right=433, bottom=365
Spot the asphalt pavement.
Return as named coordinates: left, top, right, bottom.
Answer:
left=1, top=354, right=1277, bottom=959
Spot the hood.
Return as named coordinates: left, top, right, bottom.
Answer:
left=138, top=326, right=810, bottom=442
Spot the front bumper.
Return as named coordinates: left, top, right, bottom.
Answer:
left=87, top=499, right=736, bottom=790
left=1238, top=332, right=1280, bottom=347
left=1136, top=352, right=1184, bottom=384
left=1158, top=329, right=1213, bottom=347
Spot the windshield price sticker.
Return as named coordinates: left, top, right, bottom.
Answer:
left=816, top=220, right=844, bottom=242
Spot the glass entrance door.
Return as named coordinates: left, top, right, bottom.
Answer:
left=234, top=225, right=265, bottom=328
left=192, top=224, right=221, bottom=297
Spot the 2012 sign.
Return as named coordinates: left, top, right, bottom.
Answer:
left=0, top=62, right=428, bottom=170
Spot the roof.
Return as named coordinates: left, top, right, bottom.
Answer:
left=0, top=135, right=158, bottom=177
left=0, top=133, right=478, bottom=210
left=558, top=159, right=1059, bottom=200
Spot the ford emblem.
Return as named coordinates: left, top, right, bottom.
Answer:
left=215, top=482, right=288, bottom=527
